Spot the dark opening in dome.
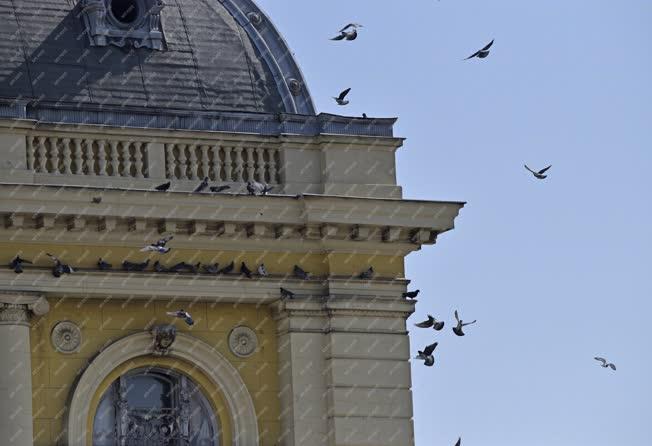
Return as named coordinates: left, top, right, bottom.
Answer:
left=110, top=0, right=139, bottom=24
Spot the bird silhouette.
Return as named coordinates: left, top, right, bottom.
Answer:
left=193, top=177, right=209, bottom=193
left=122, top=259, right=150, bottom=272
left=9, top=256, right=31, bottom=274
left=465, top=39, right=494, bottom=60
left=46, top=253, right=74, bottom=277
left=293, top=265, right=310, bottom=280
left=210, top=185, right=230, bottom=193
left=167, top=309, right=194, bottom=326
left=524, top=164, right=552, bottom=179
left=280, top=287, right=295, bottom=299
left=91, top=196, right=102, bottom=204
left=201, top=263, right=219, bottom=274
left=454, top=438, right=461, bottom=446
left=403, top=290, right=420, bottom=299
left=594, top=357, right=616, bottom=371
left=246, top=180, right=273, bottom=196
left=334, top=88, right=351, bottom=106
left=358, top=266, right=374, bottom=279
left=240, top=262, right=253, bottom=278
left=331, top=23, right=362, bottom=41
left=97, top=258, right=112, bottom=270
left=414, top=315, right=445, bottom=331
left=415, top=342, right=438, bottom=367
left=155, top=181, right=171, bottom=191
left=140, top=235, right=173, bottom=254
left=452, top=310, right=477, bottom=336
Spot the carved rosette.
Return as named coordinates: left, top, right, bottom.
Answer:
left=51, top=321, right=82, bottom=353
left=0, top=303, right=30, bottom=326
left=228, top=326, right=258, bottom=358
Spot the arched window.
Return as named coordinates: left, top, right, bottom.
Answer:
left=93, top=367, right=219, bottom=446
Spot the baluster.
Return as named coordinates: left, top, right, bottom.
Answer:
left=211, top=145, right=223, bottom=181
left=245, top=147, right=255, bottom=182
left=134, top=142, right=144, bottom=178
left=84, top=139, right=96, bottom=175
left=97, top=140, right=107, bottom=175
left=37, top=136, right=47, bottom=173
left=47, top=137, right=59, bottom=174
left=121, top=142, right=132, bottom=177
left=26, top=136, right=35, bottom=171
left=255, top=148, right=265, bottom=182
left=188, top=145, right=198, bottom=180
left=165, top=143, right=175, bottom=178
left=62, top=138, right=72, bottom=175
left=109, top=141, right=119, bottom=176
left=177, top=144, right=188, bottom=179
left=233, top=147, right=244, bottom=182
left=223, top=147, right=232, bottom=181
left=73, top=139, right=83, bottom=174
left=141, top=142, right=150, bottom=178
left=268, top=148, right=278, bottom=184
left=200, top=145, right=210, bottom=179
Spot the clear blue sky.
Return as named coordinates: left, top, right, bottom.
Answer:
left=257, top=1, right=652, bottom=445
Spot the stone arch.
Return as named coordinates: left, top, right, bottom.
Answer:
left=65, top=331, right=259, bottom=446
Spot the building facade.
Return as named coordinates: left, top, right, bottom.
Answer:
left=0, top=1, right=463, bottom=445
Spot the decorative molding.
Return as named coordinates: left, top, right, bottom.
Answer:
left=228, top=326, right=258, bottom=358
left=0, top=303, right=30, bottom=326
left=66, top=332, right=259, bottom=446
left=149, top=324, right=177, bottom=355
left=51, top=321, right=82, bottom=353
left=0, top=293, right=49, bottom=325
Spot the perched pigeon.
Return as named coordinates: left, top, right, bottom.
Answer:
left=91, top=196, right=102, bottom=204
left=333, top=88, right=351, bottom=106
left=169, top=262, right=199, bottom=274
left=140, top=235, right=173, bottom=254
left=210, top=185, right=231, bottom=193
left=167, top=309, right=194, bottom=326
left=358, top=266, right=374, bottom=279
left=331, top=23, right=362, bottom=41
left=97, top=258, right=112, bottom=270
left=202, top=263, right=219, bottom=274
left=122, top=259, right=150, bottom=272
left=416, top=342, right=438, bottom=367
left=219, top=261, right=235, bottom=274
left=257, top=263, right=268, bottom=277
left=453, top=310, right=477, bottom=336
left=240, top=262, right=253, bottom=278
left=47, top=253, right=74, bottom=277
left=524, top=164, right=552, bottom=179
left=246, top=180, right=273, bottom=196
left=403, top=290, right=420, bottom=299
left=9, top=256, right=31, bottom=274
left=193, top=177, right=209, bottom=193
left=594, top=357, right=616, bottom=371
left=293, top=265, right=310, bottom=280
left=154, top=261, right=169, bottom=272
left=280, top=287, right=295, bottom=299
left=415, top=315, right=445, bottom=331
left=465, top=39, right=494, bottom=60
left=155, top=181, right=171, bottom=191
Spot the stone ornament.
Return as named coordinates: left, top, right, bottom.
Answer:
left=51, top=321, right=82, bottom=353
left=228, top=326, right=258, bottom=358
left=0, top=303, right=30, bottom=325
left=287, top=78, right=303, bottom=96
left=150, top=324, right=177, bottom=356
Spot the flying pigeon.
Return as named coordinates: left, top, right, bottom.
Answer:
left=91, top=196, right=102, bottom=204
left=594, top=357, right=616, bottom=371
left=47, top=253, right=74, bottom=277
left=240, top=262, right=253, bottom=278
left=219, top=261, right=235, bottom=274
left=122, top=259, right=150, bottom=271
left=415, top=342, right=438, bottom=367
left=97, top=258, right=112, bottom=270
left=358, top=266, right=374, bottom=279
left=246, top=180, right=273, bottom=196
left=258, top=263, right=268, bottom=277
left=155, top=181, right=171, bottom=191
left=201, top=263, right=219, bottom=274
left=333, top=88, right=351, bottom=106
left=331, top=23, right=362, bottom=41
left=9, top=256, right=31, bottom=274
left=465, top=39, right=494, bottom=60
left=210, top=185, right=230, bottom=193
left=140, top=235, right=173, bottom=254
left=280, top=287, right=295, bottom=299
left=403, top=290, right=420, bottom=299
left=453, top=310, right=477, bottom=336
left=193, top=177, right=209, bottom=193
left=414, top=315, right=445, bottom=331
left=293, top=265, right=310, bottom=280
left=524, top=164, right=552, bottom=179
left=167, top=309, right=194, bottom=326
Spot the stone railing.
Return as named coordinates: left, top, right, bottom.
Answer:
left=26, top=135, right=149, bottom=178
left=164, top=143, right=280, bottom=184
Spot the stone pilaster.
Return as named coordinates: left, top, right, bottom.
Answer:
left=0, top=293, right=49, bottom=446
left=273, top=290, right=415, bottom=446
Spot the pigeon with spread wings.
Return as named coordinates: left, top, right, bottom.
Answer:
left=331, top=23, right=362, bottom=41
left=594, top=357, right=616, bottom=371
left=465, top=39, right=494, bottom=60
left=525, top=164, right=552, bottom=179
left=334, top=88, right=351, bottom=106
left=141, top=235, right=174, bottom=254
left=415, top=342, right=438, bottom=367
left=452, top=310, right=477, bottom=336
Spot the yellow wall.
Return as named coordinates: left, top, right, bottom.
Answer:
left=30, top=298, right=280, bottom=446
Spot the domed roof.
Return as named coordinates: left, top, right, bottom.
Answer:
left=0, top=0, right=314, bottom=115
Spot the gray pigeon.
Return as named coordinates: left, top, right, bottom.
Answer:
left=258, top=263, right=268, bottom=277
left=240, top=262, right=253, bottom=278
left=141, top=235, right=173, bottom=254
left=155, top=181, right=171, bottom=191
left=202, top=263, right=219, bottom=274
left=334, top=88, right=351, bottom=106
left=525, top=164, right=552, bottom=179
left=122, top=259, right=150, bottom=272
left=9, top=256, right=31, bottom=274
left=97, top=258, right=112, bottom=270
left=193, top=177, right=209, bottom=193
left=219, top=261, right=235, bottom=274
left=331, top=23, right=362, bottom=41
left=465, top=39, right=494, bottom=60
left=453, top=310, right=476, bottom=336
left=47, top=253, right=74, bottom=277
left=167, top=309, right=194, bottom=326
left=416, top=342, right=438, bottom=367
left=280, top=287, right=295, bottom=299
left=210, top=185, right=231, bottom=193
left=358, top=266, right=374, bottom=279
left=415, top=315, right=445, bottom=331
left=403, top=290, right=420, bottom=299
left=594, top=357, right=616, bottom=371
left=293, top=265, right=310, bottom=280
left=246, top=180, right=273, bottom=196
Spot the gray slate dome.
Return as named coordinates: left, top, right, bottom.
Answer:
left=0, top=0, right=314, bottom=115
